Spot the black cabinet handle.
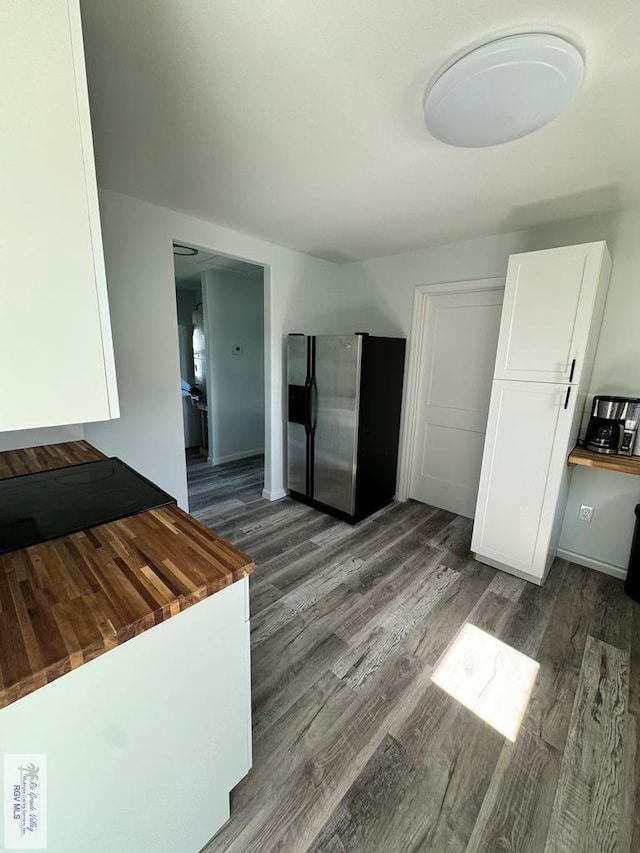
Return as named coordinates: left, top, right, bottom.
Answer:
left=569, top=359, right=576, bottom=383
left=564, top=387, right=572, bottom=410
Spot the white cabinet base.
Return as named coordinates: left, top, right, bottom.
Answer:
left=0, top=579, right=252, bottom=853
left=472, top=552, right=549, bottom=586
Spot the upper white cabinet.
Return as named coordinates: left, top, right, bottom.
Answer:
left=0, top=0, right=119, bottom=432
left=493, top=242, right=612, bottom=385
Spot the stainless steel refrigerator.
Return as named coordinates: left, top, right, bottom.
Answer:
left=287, top=334, right=406, bottom=522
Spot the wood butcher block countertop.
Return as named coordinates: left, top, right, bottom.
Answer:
left=568, top=445, right=640, bottom=476
left=0, top=441, right=254, bottom=709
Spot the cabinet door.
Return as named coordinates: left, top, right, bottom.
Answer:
left=493, top=244, right=604, bottom=384
left=471, top=380, right=576, bottom=579
left=0, top=1, right=119, bottom=432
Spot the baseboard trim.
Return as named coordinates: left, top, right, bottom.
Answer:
left=556, top=548, right=627, bottom=580
left=207, top=448, right=264, bottom=466
left=262, top=487, right=288, bottom=502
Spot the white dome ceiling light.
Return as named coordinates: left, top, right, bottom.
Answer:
left=424, top=33, right=584, bottom=147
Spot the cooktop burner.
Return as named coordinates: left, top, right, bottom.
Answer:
left=0, top=458, right=176, bottom=555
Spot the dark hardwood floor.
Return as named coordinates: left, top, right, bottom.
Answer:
left=187, top=454, right=640, bottom=853
left=186, top=449, right=265, bottom=517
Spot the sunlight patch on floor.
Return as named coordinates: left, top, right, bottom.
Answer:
left=431, top=623, right=539, bottom=741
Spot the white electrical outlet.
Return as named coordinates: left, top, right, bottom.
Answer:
left=578, top=504, right=594, bottom=522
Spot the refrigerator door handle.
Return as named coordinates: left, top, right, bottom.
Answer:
left=304, top=378, right=313, bottom=432
left=310, top=379, right=318, bottom=431
left=303, top=376, right=315, bottom=497
left=569, top=358, right=576, bottom=383
left=564, top=386, right=572, bottom=410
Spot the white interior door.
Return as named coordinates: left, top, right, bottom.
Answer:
left=409, top=284, right=504, bottom=518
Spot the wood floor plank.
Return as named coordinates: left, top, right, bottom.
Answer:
left=306, top=734, right=413, bottom=852
left=333, top=545, right=443, bottom=645
left=622, top=712, right=639, bottom=853
left=251, top=538, right=320, bottom=589
left=207, top=499, right=309, bottom=541
left=482, top=571, right=528, bottom=602
left=630, top=601, right=640, bottom=719
left=248, top=579, right=282, bottom=617
left=309, top=520, right=356, bottom=547
left=335, top=546, right=449, bottom=647
left=332, top=564, right=460, bottom=688
left=232, top=670, right=353, bottom=814
left=632, top=718, right=640, bottom=852
left=462, top=589, right=523, bottom=640
left=251, top=583, right=359, bottom=690
left=250, top=554, right=365, bottom=645
left=189, top=476, right=263, bottom=509
left=345, top=522, right=442, bottom=594
left=264, top=500, right=431, bottom=596
left=588, top=571, right=633, bottom=651
left=240, top=511, right=338, bottom=561
left=251, top=631, right=349, bottom=741
left=428, top=513, right=474, bottom=556
left=249, top=524, right=364, bottom=594
left=544, top=635, right=630, bottom=853
left=377, top=705, right=505, bottom=852
left=390, top=677, right=460, bottom=764
left=411, top=563, right=495, bottom=666
left=524, top=563, right=600, bottom=751
left=465, top=727, right=561, bottom=853
left=496, top=559, right=567, bottom=658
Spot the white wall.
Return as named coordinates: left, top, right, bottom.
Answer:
left=83, top=190, right=376, bottom=508
left=202, top=269, right=265, bottom=464
left=0, top=424, right=84, bottom=453
left=345, top=207, right=640, bottom=574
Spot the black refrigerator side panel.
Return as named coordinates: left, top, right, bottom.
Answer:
left=355, top=336, right=406, bottom=519
left=287, top=334, right=311, bottom=497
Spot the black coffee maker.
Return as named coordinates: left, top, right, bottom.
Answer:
left=584, top=396, right=629, bottom=454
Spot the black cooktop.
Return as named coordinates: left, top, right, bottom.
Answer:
left=0, top=458, right=176, bottom=555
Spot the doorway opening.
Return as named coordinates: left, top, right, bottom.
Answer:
left=173, top=241, right=266, bottom=517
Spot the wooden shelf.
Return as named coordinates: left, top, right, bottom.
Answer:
left=568, top=446, right=640, bottom=476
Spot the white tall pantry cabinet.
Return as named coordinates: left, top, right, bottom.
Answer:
left=471, top=242, right=612, bottom=584
left=0, top=0, right=119, bottom=432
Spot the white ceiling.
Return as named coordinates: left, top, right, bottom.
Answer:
left=80, top=0, right=640, bottom=262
